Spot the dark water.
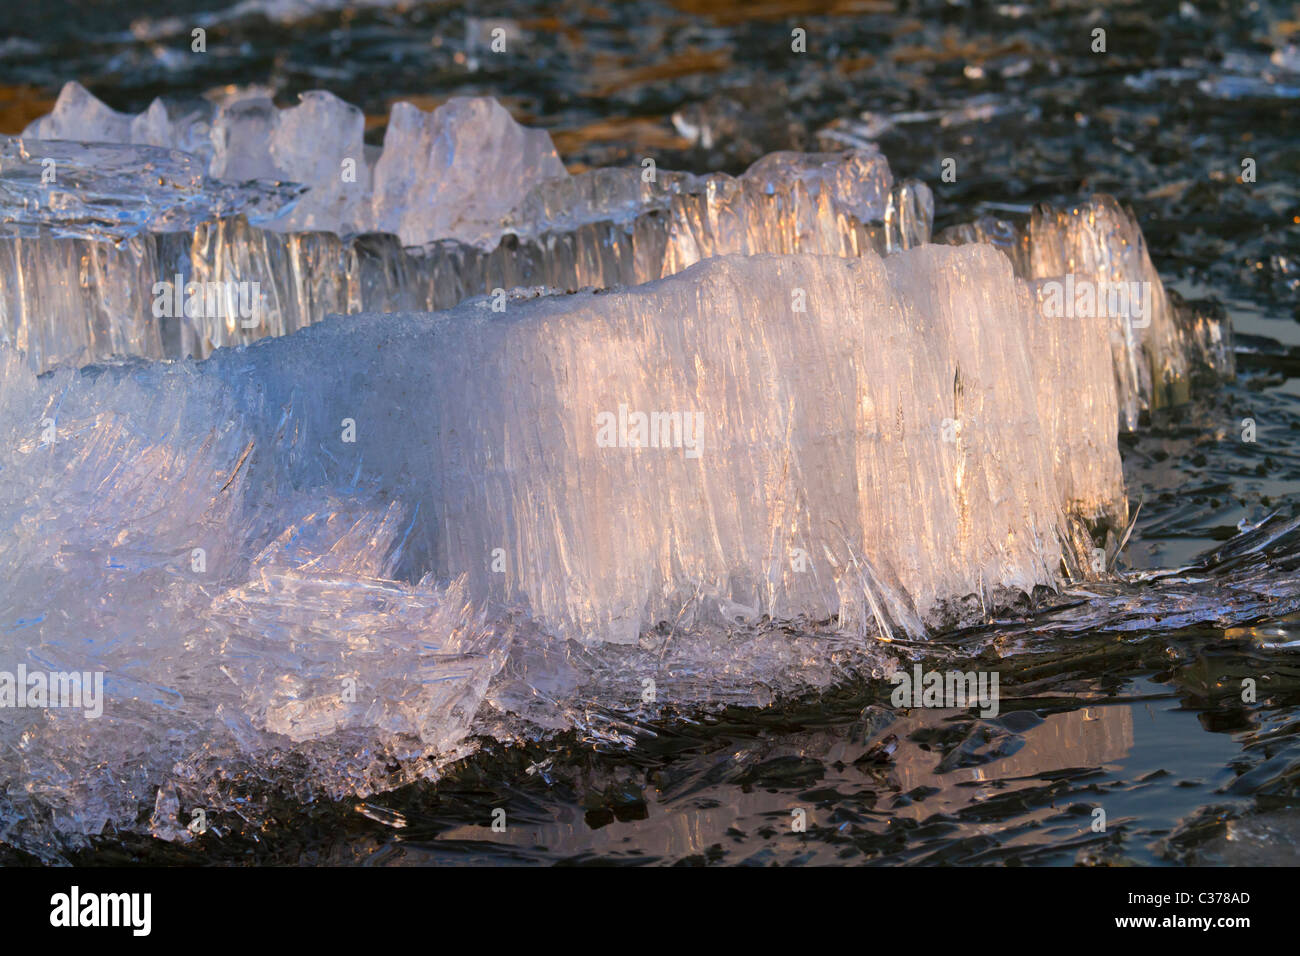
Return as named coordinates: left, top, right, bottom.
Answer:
left=2, top=0, right=1299, bottom=865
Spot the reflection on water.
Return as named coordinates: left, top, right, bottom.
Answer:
left=425, top=706, right=1140, bottom=860
left=60, top=642, right=1278, bottom=867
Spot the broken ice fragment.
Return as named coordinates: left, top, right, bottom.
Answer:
left=370, top=97, right=568, bottom=248
left=0, top=136, right=301, bottom=242
left=743, top=148, right=893, bottom=226
left=267, top=91, right=370, bottom=234
left=209, top=97, right=281, bottom=182
left=23, top=83, right=568, bottom=247
left=504, top=166, right=704, bottom=239
left=22, top=81, right=134, bottom=143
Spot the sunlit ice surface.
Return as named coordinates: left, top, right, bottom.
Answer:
left=0, top=0, right=1297, bottom=864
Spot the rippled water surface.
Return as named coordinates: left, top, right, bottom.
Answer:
left=1, top=0, right=1298, bottom=865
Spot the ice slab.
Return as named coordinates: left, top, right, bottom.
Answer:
left=0, top=243, right=1153, bottom=856
left=0, top=150, right=926, bottom=371
left=4, top=245, right=1123, bottom=638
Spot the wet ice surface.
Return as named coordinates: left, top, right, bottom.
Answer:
left=1, top=0, right=1299, bottom=864
left=0, top=135, right=300, bottom=240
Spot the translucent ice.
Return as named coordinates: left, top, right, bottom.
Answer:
left=268, top=91, right=371, bottom=233
left=0, top=150, right=926, bottom=370
left=3, top=234, right=1257, bottom=856
left=22, top=83, right=563, bottom=247
left=0, top=345, right=507, bottom=857
left=5, top=246, right=1122, bottom=636
left=939, top=197, right=1235, bottom=428
left=35, top=88, right=371, bottom=234
left=7, top=83, right=1228, bottom=433
left=6, top=84, right=931, bottom=374
left=742, top=149, right=895, bottom=226
left=506, top=146, right=897, bottom=241
left=210, top=91, right=371, bottom=233
left=0, top=136, right=300, bottom=242
left=24, top=81, right=216, bottom=165
left=21, top=81, right=135, bottom=143
left=370, top=97, right=568, bottom=248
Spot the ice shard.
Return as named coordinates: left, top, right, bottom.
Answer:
left=505, top=147, right=897, bottom=240
left=24, top=81, right=218, bottom=169
left=21, top=81, right=136, bottom=143
left=21, top=83, right=568, bottom=248
left=206, top=91, right=373, bottom=235
left=267, top=91, right=371, bottom=233
left=370, top=97, right=568, bottom=248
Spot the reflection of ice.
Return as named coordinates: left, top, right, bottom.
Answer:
left=888, top=706, right=1135, bottom=803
